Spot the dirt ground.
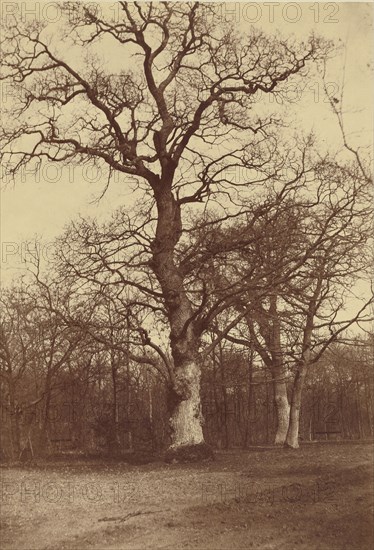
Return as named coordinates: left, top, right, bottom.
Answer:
left=1, top=441, right=373, bottom=550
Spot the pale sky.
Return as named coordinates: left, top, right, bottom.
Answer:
left=1, top=1, right=373, bottom=285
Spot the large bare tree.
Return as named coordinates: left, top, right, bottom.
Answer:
left=1, top=2, right=329, bottom=458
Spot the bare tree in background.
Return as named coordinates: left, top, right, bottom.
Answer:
left=190, top=156, right=372, bottom=447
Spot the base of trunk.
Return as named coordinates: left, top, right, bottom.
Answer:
left=285, top=408, right=300, bottom=449
left=274, top=432, right=288, bottom=445
left=164, top=442, right=214, bottom=463
left=284, top=441, right=300, bottom=449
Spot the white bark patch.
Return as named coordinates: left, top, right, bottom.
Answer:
left=169, top=362, right=204, bottom=448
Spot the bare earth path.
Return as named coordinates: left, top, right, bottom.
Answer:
left=1, top=441, right=373, bottom=550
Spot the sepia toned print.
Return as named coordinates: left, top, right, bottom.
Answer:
left=1, top=2, right=373, bottom=549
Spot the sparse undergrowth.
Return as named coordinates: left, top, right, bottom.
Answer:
left=1, top=441, right=373, bottom=550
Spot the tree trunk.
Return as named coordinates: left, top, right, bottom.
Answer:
left=40, top=370, right=52, bottom=453
left=247, top=297, right=290, bottom=446
left=125, top=317, right=133, bottom=451
left=273, top=376, right=290, bottom=445
left=168, top=361, right=204, bottom=447
left=269, top=302, right=290, bottom=445
left=8, top=379, right=21, bottom=458
left=218, top=338, right=229, bottom=449
left=151, top=188, right=211, bottom=461
left=285, top=365, right=306, bottom=448
left=355, top=379, right=363, bottom=439
left=265, top=370, right=270, bottom=443
left=110, top=352, right=121, bottom=455
left=364, top=377, right=373, bottom=437
left=285, top=274, right=321, bottom=449
left=243, top=346, right=254, bottom=448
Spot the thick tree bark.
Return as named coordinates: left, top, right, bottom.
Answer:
left=151, top=188, right=209, bottom=458
left=168, top=360, right=204, bottom=447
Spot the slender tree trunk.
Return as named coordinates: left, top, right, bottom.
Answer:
left=339, top=382, right=346, bottom=438
left=243, top=346, right=254, bottom=448
left=285, top=273, right=322, bottom=449
left=265, top=370, right=270, bottom=443
left=217, top=338, right=229, bottom=449
left=125, top=317, right=133, bottom=450
left=247, top=297, right=290, bottom=446
left=151, top=189, right=210, bottom=459
left=110, top=352, right=121, bottom=454
left=40, top=370, right=52, bottom=453
left=273, top=373, right=290, bottom=445
left=364, top=377, right=373, bottom=437
left=270, top=302, right=290, bottom=445
left=285, top=363, right=307, bottom=448
left=8, top=378, right=21, bottom=457
left=146, top=370, right=155, bottom=450
left=355, top=379, right=363, bottom=439
left=311, top=386, right=316, bottom=440
left=212, top=350, right=221, bottom=449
